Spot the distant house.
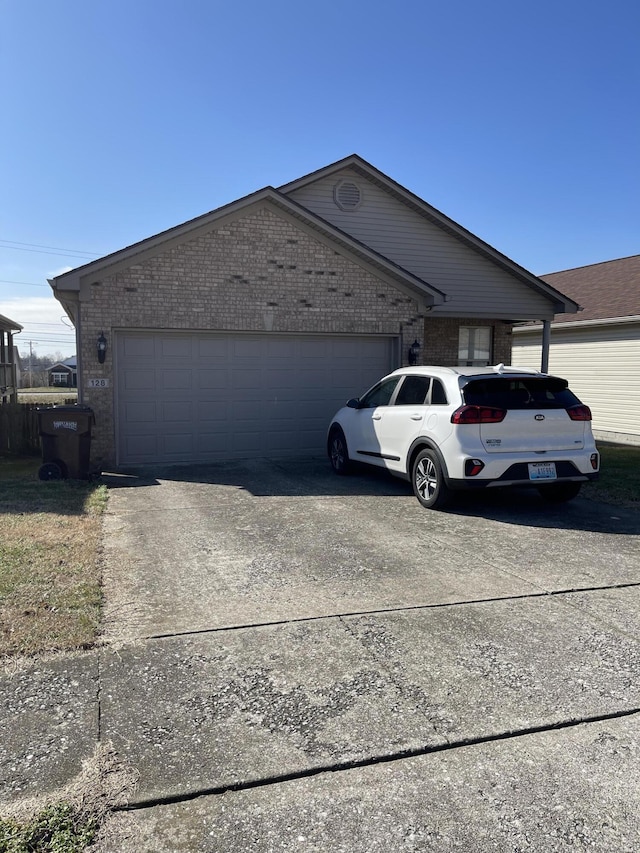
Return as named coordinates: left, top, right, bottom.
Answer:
left=512, top=254, right=640, bottom=446
left=48, top=356, right=77, bottom=388
left=0, top=313, right=22, bottom=404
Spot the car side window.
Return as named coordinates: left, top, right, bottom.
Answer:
left=395, top=376, right=431, bottom=405
left=431, top=379, right=448, bottom=405
left=359, top=377, right=401, bottom=408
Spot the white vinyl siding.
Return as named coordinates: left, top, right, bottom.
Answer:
left=115, top=331, right=396, bottom=465
left=286, top=168, right=554, bottom=319
left=512, top=322, right=640, bottom=444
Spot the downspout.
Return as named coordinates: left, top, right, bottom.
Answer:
left=541, top=320, right=551, bottom=373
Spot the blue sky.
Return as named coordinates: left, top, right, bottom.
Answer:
left=2, top=0, right=638, bottom=358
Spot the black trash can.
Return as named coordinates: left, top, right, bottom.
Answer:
left=37, top=404, right=95, bottom=481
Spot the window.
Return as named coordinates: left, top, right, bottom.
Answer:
left=395, top=376, right=431, bottom=405
left=359, top=377, right=401, bottom=408
left=462, top=378, right=580, bottom=409
left=458, top=327, right=492, bottom=366
left=51, top=372, right=67, bottom=385
left=431, top=379, right=448, bottom=405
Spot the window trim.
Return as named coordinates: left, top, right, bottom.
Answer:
left=458, top=326, right=493, bottom=367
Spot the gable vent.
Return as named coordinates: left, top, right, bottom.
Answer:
left=334, top=179, right=362, bottom=211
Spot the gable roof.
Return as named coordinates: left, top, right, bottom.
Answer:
left=49, top=155, right=578, bottom=321
left=279, top=154, right=579, bottom=315
left=541, top=254, right=640, bottom=324
left=49, top=186, right=447, bottom=318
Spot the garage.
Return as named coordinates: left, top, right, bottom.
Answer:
left=116, top=331, right=397, bottom=465
left=50, top=155, right=574, bottom=471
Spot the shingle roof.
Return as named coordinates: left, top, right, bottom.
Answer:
left=541, top=254, right=640, bottom=324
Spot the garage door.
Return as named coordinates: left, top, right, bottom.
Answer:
left=116, top=332, right=397, bottom=465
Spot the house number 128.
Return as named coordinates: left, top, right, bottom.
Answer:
left=88, top=378, right=110, bottom=388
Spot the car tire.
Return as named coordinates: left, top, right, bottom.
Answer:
left=537, top=482, right=582, bottom=503
left=328, top=426, right=351, bottom=475
left=412, top=448, right=452, bottom=509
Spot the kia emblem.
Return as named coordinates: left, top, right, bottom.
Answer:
left=534, top=414, right=545, bottom=421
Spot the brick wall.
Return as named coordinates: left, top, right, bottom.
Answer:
left=422, top=316, right=513, bottom=366
left=78, top=205, right=426, bottom=467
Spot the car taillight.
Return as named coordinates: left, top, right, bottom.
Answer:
left=465, top=458, right=485, bottom=476
left=567, top=405, right=592, bottom=421
left=451, top=405, right=506, bottom=424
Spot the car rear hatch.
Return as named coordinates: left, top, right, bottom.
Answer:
left=462, top=376, right=589, bottom=453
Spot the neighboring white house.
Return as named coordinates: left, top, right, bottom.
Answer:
left=512, top=254, right=640, bottom=446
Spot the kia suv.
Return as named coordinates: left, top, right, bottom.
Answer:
left=327, top=364, right=599, bottom=509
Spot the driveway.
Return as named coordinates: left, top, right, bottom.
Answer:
left=88, top=456, right=640, bottom=849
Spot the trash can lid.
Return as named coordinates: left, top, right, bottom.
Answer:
left=37, top=403, right=94, bottom=412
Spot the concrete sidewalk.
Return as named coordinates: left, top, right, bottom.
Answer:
left=2, top=458, right=640, bottom=850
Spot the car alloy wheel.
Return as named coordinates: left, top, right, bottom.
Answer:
left=412, top=448, right=451, bottom=509
left=328, top=427, right=351, bottom=475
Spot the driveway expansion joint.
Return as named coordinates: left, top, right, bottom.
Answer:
left=139, top=579, right=640, bottom=643
left=118, top=706, right=640, bottom=813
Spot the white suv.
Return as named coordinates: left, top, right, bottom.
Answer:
left=327, top=364, right=599, bottom=509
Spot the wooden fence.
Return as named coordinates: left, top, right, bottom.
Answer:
left=0, top=401, right=76, bottom=456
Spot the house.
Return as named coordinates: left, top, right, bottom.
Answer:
left=48, top=356, right=77, bottom=388
left=0, top=314, right=22, bottom=404
left=49, top=154, right=578, bottom=469
left=512, top=254, right=640, bottom=446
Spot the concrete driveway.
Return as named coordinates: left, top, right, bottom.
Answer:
left=5, top=456, right=638, bottom=850
left=90, top=456, right=640, bottom=850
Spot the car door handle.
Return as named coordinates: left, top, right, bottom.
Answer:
left=372, top=414, right=382, bottom=420
left=410, top=414, right=423, bottom=421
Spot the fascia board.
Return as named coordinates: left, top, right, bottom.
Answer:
left=270, top=194, right=446, bottom=307
left=48, top=188, right=281, bottom=293
left=277, top=154, right=366, bottom=193
left=513, top=315, right=640, bottom=334
left=357, top=169, right=580, bottom=315
left=49, top=186, right=446, bottom=309
left=281, top=155, right=579, bottom=316
left=0, top=314, right=23, bottom=331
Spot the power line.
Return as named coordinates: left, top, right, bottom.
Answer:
left=0, top=244, right=97, bottom=260
left=0, top=239, right=99, bottom=257
left=0, top=279, right=50, bottom=287
left=15, top=321, right=73, bottom=328
left=17, top=341, right=74, bottom=347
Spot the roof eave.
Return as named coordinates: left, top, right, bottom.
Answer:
left=514, top=314, right=640, bottom=333
left=280, top=155, right=579, bottom=314
left=49, top=186, right=447, bottom=309
left=0, top=314, right=23, bottom=332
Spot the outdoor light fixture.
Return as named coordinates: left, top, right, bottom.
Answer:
left=408, top=339, right=421, bottom=366
left=97, top=331, right=107, bottom=364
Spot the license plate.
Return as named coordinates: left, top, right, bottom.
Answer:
left=528, top=462, right=557, bottom=481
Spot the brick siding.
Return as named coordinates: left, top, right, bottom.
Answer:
left=78, top=205, right=427, bottom=467
left=423, top=316, right=513, bottom=366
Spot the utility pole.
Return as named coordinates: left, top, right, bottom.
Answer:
left=29, top=340, right=33, bottom=388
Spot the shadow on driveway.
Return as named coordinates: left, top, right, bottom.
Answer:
left=101, top=456, right=640, bottom=536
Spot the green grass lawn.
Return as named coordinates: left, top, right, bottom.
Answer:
left=583, top=443, right=640, bottom=509
left=0, top=457, right=107, bottom=659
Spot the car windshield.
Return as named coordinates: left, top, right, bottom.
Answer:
left=462, top=377, right=582, bottom=409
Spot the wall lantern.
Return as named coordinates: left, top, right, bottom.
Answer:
left=408, top=339, right=421, bottom=366
left=97, top=331, right=107, bottom=364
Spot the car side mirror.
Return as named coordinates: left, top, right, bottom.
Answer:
left=346, top=398, right=361, bottom=409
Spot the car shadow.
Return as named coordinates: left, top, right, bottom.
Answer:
left=100, top=456, right=640, bottom=536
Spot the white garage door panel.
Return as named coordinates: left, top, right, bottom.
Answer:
left=116, top=332, right=396, bottom=465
